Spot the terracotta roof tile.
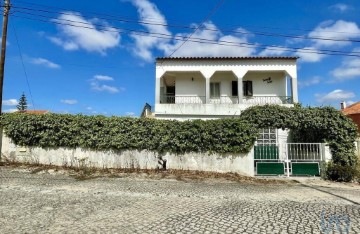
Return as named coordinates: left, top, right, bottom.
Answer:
left=156, top=56, right=299, bottom=61
left=342, top=101, right=360, bottom=115
left=16, top=110, right=49, bottom=114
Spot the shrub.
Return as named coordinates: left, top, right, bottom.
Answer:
left=325, top=163, right=359, bottom=182
left=0, top=113, right=258, bottom=154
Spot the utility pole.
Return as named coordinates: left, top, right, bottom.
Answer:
left=0, top=0, right=11, bottom=162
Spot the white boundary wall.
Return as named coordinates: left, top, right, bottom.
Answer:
left=1, top=134, right=255, bottom=176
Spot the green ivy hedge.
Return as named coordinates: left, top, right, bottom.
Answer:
left=240, top=105, right=358, bottom=167
left=0, top=113, right=258, bottom=154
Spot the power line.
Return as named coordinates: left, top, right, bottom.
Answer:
left=9, top=5, right=360, bottom=45
left=10, top=13, right=360, bottom=58
left=12, top=0, right=360, bottom=36
left=10, top=21, right=35, bottom=110
left=168, top=0, right=225, bottom=57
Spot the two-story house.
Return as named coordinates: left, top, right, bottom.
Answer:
left=153, top=57, right=298, bottom=120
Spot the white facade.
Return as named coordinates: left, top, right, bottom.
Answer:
left=154, top=57, right=298, bottom=120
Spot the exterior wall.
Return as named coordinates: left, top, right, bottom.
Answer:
left=1, top=134, right=255, bottom=176
left=175, top=73, right=205, bottom=97
left=244, top=72, right=286, bottom=96
left=347, top=114, right=360, bottom=133
left=155, top=59, right=297, bottom=119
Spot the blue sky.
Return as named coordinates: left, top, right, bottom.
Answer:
left=1, top=0, right=360, bottom=116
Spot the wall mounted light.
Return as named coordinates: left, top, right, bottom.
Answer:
left=191, top=77, right=194, bottom=81
left=263, top=77, right=272, bottom=83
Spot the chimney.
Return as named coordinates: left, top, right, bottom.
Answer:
left=340, top=101, right=346, bottom=110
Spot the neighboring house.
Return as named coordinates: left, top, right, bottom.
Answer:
left=15, top=110, right=49, bottom=114
left=341, top=101, right=360, bottom=135
left=140, top=103, right=154, bottom=118
left=341, top=101, right=360, bottom=158
left=154, top=57, right=298, bottom=120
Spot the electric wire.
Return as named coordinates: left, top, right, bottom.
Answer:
left=11, top=0, right=360, bottom=36
left=168, top=0, right=225, bottom=57
left=10, top=21, right=35, bottom=110
left=10, top=13, right=360, bottom=58
left=10, top=5, right=360, bottom=44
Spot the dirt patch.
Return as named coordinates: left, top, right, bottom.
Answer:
left=1, top=161, right=292, bottom=184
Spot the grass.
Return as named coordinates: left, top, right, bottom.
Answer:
left=0, top=160, right=293, bottom=184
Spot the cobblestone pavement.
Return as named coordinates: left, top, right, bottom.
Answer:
left=0, top=167, right=359, bottom=233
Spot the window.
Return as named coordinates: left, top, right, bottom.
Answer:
left=257, top=128, right=277, bottom=145
left=231, top=81, right=253, bottom=96
left=210, top=83, right=220, bottom=98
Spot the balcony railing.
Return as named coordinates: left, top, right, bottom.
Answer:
left=160, top=95, right=292, bottom=104
left=243, top=96, right=293, bottom=104
left=160, top=95, right=205, bottom=104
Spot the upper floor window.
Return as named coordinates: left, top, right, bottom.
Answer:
left=231, top=81, right=253, bottom=96
left=210, top=83, right=220, bottom=98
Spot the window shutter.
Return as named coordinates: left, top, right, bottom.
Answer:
left=232, top=81, right=238, bottom=96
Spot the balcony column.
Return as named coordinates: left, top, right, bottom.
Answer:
left=205, top=77, right=210, bottom=104
left=290, top=76, right=298, bottom=103
left=233, top=70, right=247, bottom=104
left=200, top=70, right=215, bottom=104
left=155, top=69, right=165, bottom=104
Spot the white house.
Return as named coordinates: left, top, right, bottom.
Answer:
left=154, top=57, right=298, bottom=120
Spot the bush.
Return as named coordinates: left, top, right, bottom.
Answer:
left=241, top=105, right=358, bottom=167
left=325, top=163, right=359, bottom=182
left=0, top=113, right=258, bottom=154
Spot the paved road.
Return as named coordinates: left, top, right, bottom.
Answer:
left=0, top=167, right=359, bottom=233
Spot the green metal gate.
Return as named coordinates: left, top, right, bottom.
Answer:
left=255, top=143, right=324, bottom=176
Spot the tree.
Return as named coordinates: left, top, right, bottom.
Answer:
left=16, top=92, right=27, bottom=112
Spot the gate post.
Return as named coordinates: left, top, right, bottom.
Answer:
left=285, top=143, right=290, bottom=177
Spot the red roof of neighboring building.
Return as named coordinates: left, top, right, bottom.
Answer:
left=156, top=56, right=299, bottom=61
left=16, top=110, right=49, bottom=114
left=342, top=102, right=360, bottom=134
left=341, top=101, right=360, bottom=115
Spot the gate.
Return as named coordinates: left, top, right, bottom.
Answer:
left=255, top=143, right=324, bottom=176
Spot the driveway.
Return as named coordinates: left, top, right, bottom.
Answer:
left=0, top=167, right=359, bottom=233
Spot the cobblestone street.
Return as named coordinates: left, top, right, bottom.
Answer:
left=0, top=167, right=359, bottom=233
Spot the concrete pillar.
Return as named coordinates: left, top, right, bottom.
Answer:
left=200, top=70, right=215, bottom=104
left=291, top=77, right=298, bottom=103
left=233, top=70, right=247, bottom=104
left=155, top=68, right=165, bottom=105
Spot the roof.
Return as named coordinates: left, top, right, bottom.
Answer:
left=156, top=56, right=299, bottom=61
left=16, top=110, right=49, bottom=114
left=342, top=101, right=360, bottom=115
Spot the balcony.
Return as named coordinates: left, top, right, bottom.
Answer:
left=160, top=95, right=293, bottom=105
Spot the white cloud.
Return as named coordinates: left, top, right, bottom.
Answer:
left=259, top=46, right=288, bottom=56
left=298, top=76, right=321, bottom=88
left=50, top=12, right=120, bottom=55
left=61, top=99, right=78, bottom=105
left=3, top=108, right=18, bottom=113
left=329, top=3, right=351, bottom=13
left=130, top=0, right=256, bottom=61
left=90, top=81, right=122, bottom=93
left=31, top=57, right=61, bottom=69
left=125, top=112, right=135, bottom=116
left=315, top=89, right=355, bottom=103
left=94, top=75, right=114, bottom=81
left=346, top=100, right=355, bottom=106
left=295, top=47, right=326, bottom=62
left=2, top=99, right=18, bottom=106
left=331, top=48, right=360, bottom=81
left=308, top=20, right=360, bottom=48
left=162, top=22, right=256, bottom=57
left=130, top=0, right=171, bottom=61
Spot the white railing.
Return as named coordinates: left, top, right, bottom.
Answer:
left=287, top=143, right=323, bottom=161
left=254, top=143, right=324, bottom=161
left=160, top=95, right=292, bottom=104
left=243, top=96, right=292, bottom=104
left=160, top=95, right=205, bottom=104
